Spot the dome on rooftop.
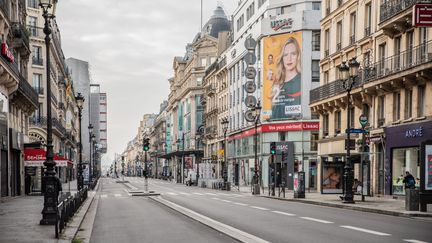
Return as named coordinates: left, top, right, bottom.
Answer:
left=202, top=6, right=231, bottom=38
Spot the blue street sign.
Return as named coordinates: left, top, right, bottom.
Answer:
left=346, top=128, right=364, bottom=134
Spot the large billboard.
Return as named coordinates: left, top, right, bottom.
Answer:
left=262, top=32, right=302, bottom=121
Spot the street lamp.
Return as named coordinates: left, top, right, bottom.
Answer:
left=253, top=101, right=262, bottom=195
left=176, top=133, right=185, bottom=184
left=338, top=57, right=360, bottom=204
left=91, top=134, right=96, bottom=179
left=40, top=0, right=58, bottom=225
left=75, top=93, right=84, bottom=191
left=221, top=118, right=229, bottom=190
left=88, top=124, right=93, bottom=184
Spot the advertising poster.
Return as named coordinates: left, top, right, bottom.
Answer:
left=426, top=144, right=432, bottom=190
left=262, top=32, right=302, bottom=121
left=322, top=163, right=343, bottom=194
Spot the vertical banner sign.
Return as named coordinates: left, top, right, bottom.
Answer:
left=425, top=144, right=432, bottom=190
left=413, top=4, right=432, bottom=27
left=262, top=32, right=302, bottom=121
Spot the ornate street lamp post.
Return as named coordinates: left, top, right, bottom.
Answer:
left=221, top=118, right=229, bottom=190
left=88, top=124, right=93, bottom=184
left=338, top=57, right=360, bottom=204
left=253, top=101, right=262, bottom=195
left=75, top=93, right=85, bottom=191
left=40, top=0, right=58, bottom=225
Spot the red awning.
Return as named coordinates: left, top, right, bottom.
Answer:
left=24, top=148, right=73, bottom=167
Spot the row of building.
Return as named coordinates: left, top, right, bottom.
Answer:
left=0, top=0, right=107, bottom=198
left=120, top=0, right=431, bottom=197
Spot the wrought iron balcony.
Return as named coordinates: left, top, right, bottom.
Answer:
left=30, top=116, right=66, bottom=135
left=349, top=35, right=356, bottom=45
left=16, top=78, right=38, bottom=109
left=52, top=117, right=66, bottom=135
left=310, top=40, right=432, bottom=104
left=11, top=22, right=30, bottom=51
left=32, top=57, right=43, bottom=66
left=380, top=0, right=418, bottom=23
left=33, top=86, right=44, bottom=95
left=364, top=27, right=371, bottom=37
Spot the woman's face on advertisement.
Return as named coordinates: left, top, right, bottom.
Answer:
left=282, top=42, right=298, bottom=72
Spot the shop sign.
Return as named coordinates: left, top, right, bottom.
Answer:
left=271, top=18, right=293, bottom=31
left=262, top=122, right=319, bottom=132
left=424, top=143, right=432, bottom=190
left=405, top=126, right=423, bottom=138
left=413, top=4, right=432, bottom=27
left=24, top=148, right=70, bottom=167
left=1, top=42, right=15, bottom=62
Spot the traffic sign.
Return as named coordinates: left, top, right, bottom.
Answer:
left=245, top=66, right=257, bottom=79
left=244, top=81, right=256, bottom=93
left=244, top=37, right=257, bottom=50
left=244, top=52, right=256, bottom=65
left=245, top=95, right=257, bottom=108
left=359, top=114, right=368, bottom=127
left=346, top=128, right=364, bottom=134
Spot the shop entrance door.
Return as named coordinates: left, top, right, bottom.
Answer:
left=1, top=150, right=8, bottom=197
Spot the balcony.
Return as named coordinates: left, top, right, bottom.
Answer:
left=206, top=84, right=216, bottom=96
left=32, top=57, right=43, bottom=66
left=15, top=79, right=38, bottom=110
left=205, top=125, right=217, bottom=139
left=11, top=22, right=30, bottom=52
left=29, top=116, right=66, bottom=136
left=380, top=0, right=418, bottom=23
left=310, top=40, right=432, bottom=104
left=52, top=117, right=66, bottom=135
left=33, top=86, right=44, bottom=95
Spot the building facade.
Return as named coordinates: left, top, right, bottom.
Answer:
left=310, top=0, right=432, bottom=195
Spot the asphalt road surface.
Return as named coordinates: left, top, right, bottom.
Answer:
left=90, top=178, right=237, bottom=243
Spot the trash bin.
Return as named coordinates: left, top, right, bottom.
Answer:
left=405, top=188, right=419, bottom=211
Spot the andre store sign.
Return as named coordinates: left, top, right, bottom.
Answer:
left=228, top=122, right=319, bottom=140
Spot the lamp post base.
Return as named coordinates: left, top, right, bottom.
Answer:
left=253, top=184, right=260, bottom=195
left=40, top=176, right=59, bottom=225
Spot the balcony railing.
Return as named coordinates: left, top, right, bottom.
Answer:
left=350, top=35, right=356, bottom=45
left=364, top=26, right=371, bottom=37
left=32, top=57, right=43, bottom=66
left=17, top=79, right=38, bottom=109
left=310, top=40, right=432, bottom=104
left=380, top=0, right=418, bottom=23
left=336, top=43, right=341, bottom=51
left=33, top=86, right=44, bottom=95
left=11, top=22, right=30, bottom=51
left=52, top=117, right=66, bottom=135
left=30, top=116, right=66, bottom=135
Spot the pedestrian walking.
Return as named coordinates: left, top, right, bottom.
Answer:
left=402, top=171, right=416, bottom=189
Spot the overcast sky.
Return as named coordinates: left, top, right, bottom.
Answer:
left=56, top=0, right=237, bottom=166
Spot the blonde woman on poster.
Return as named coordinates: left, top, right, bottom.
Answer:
left=270, top=37, right=302, bottom=119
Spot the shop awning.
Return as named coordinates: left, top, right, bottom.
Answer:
left=24, top=148, right=73, bottom=167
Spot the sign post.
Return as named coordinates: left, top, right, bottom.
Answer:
left=359, top=114, right=369, bottom=202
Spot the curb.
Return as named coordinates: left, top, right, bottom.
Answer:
left=260, top=195, right=432, bottom=218
left=150, top=196, right=269, bottom=243
left=60, top=180, right=101, bottom=242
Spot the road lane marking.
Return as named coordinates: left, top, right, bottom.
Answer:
left=272, top=211, right=295, bottom=216
left=300, top=217, right=333, bottom=224
left=211, top=197, right=220, bottom=200
left=403, top=240, right=428, bottom=243
left=151, top=196, right=270, bottom=243
left=100, top=195, right=107, bottom=198
left=205, top=193, right=217, bottom=196
left=193, top=192, right=205, bottom=195
left=234, top=202, right=248, bottom=206
left=221, top=199, right=232, bottom=203
left=340, top=225, right=391, bottom=236
left=166, top=192, right=178, bottom=195
left=250, top=206, right=269, bottom=211
left=178, top=192, right=189, bottom=195
left=113, top=194, right=122, bottom=197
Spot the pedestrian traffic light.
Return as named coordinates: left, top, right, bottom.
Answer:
left=143, top=138, right=150, bottom=151
left=270, top=142, right=276, bottom=155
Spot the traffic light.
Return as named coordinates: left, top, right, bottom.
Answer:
left=143, top=138, right=150, bottom=151
left=270, top=142, right=276, bottom=155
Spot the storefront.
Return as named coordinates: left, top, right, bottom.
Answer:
left=385, top=120, right=432, bottom=195
left=24, top=148, right=73, bottom=194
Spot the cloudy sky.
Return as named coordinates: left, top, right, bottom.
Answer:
left=56, top=0, right=237, bottom=165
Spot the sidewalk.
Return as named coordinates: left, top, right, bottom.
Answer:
left=258, top=188, right=432, bottom=218
left=0, top=180, right=97, bottom=243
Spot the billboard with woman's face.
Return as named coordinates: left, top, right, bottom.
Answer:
left=262, top=32, right=302, bottom=121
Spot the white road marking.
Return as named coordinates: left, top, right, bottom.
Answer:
left=403, top=240, right=428, bottom=243
left=113, top=194, right=122, bottom=197
left=250, top=206, right=269, bottom=211
left=340, top=225, right=391, bottom=236
left=221, top=199, right=232, bottom=203
left=234, top=202, right=248, bottom=206
left=205, top=193, right=217, bottom=196
left=193, top=192, right=205, bottom=195
left=272, top=211, right=295, bottom=216
left=178, top=192, right=189, bottom=195
left=300, top=217, right=333, bottom=224
left=166, top=192, right=178, bottom=195
left=218, top=193, right=231, bottom=196
left=211, top=197, right=220, bottom=200
left=100, top=195, right=107, bottom=198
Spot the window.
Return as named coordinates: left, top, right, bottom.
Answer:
left=32, top=46, right=42, bottom=65
left=33, top=74, right=43, bottom=94
left=350, top=107, right=355, bottom=128
left=406, top=31, right=414, bottom=65
left=258, top=0, right=267, bottom=8
left=28, top=0, right=38, bottom=9
left=312, top=2, right=321, bottom=10
left=362, top=104, right=370, bottom=122
left=325, top=0, right=330, bottom=15
left=336, top=21, right=342, bottom=50
left=323, top=114, right=329, bottom=137
left=281, top=5, right=296, bottom=14
left=350, top=12, right=356, bottom=44
left=324, top=29, right=330, bottom=56
left=378, top=96, right=385, bottom=126
left=378, top=43, right=386, bottom=75
left=394, top=36, right=401, bottom=70
left=232, top=67, right=235, bottom=84
left=323, top=70, right=329, bottom=84
left=200, top=57, right=207, bottom=67
left=236, top=14, right=244, bottom=31
left=246, top=2, right=255, bottom=21
left=335, top=111, right=341, bottom=134
left=420, top=28, right=428, bottom=59
left=237, top=87, right=240, bottom=104
left=392, top=147, right=419, bottom=195
left=312, top=60, right=320, bottom=82
left=393, top=92, right=401, bottom=121
left=312, top=31, right=320, bottom=51
left=365, top=3, right=372, bottom=37
left=404, top=89, right=412, bottom=119
left=28, top=17, right=37, bottom=36
left=279, top=132, right=286, bottom=141
left=310, top=132, right=319, bottom=151
left=418, top=85, right=425, bottom=117
left=196, top=77, right=202, bottom=86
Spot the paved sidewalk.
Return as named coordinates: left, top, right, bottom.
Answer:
left=0, top=180, right=97, bottom=243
